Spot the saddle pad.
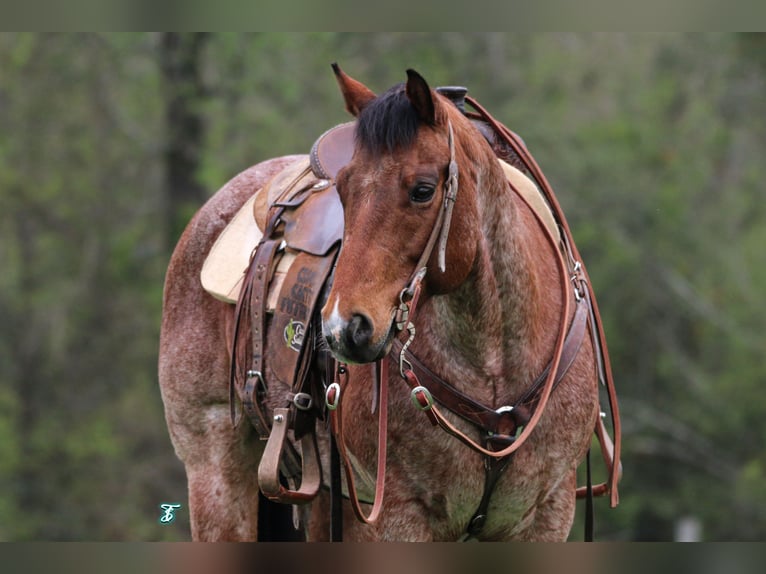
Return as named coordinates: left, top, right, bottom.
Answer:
left=200, top=191, right=265, bottom=303
left=201, top=156, right=314, bottom=304
left=498, top=160, right=561, bottom=244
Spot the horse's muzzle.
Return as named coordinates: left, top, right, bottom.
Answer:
left=322, top=312, right=393, bottom=365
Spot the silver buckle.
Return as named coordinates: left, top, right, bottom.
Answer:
left=570, top=260, right=585, bottom=301
left=325, top=382, right=341, bottom=411
left=246, top=370, right=265, bottom=388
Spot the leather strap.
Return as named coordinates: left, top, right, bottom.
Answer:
left=241, top=238, right=280, bottom=438
left=254, top=243, right=340, bottom=504
left=371, top=361, right=382, bottom=415
left=465, top=95, right=621, bottom=508
left=394, top=160, right=576, bottom=461
left=459, top=455, right=513, bottom=541
left=584, top=447, right=594, bottom=541
left=576, top=416, right=622, bottom=498
left=330, top=431, right=343, bottom=541
left=436, top=122, right=459, bottom=272
left=400, top=121, right=458, bottom=293
left=328, top=360, right=389, bottom=524
left=391, top=297, right=588, bottom=443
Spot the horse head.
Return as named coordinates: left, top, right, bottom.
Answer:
left=321, top=65, right=492, bottom=364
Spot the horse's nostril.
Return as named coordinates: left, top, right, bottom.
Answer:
left=347, top=313, right=374, bottom=349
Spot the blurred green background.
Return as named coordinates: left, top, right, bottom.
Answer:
left=0, top=33, right=764, bottom=541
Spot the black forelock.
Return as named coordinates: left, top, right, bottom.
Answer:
left=355, top=83, right=421, bottom=154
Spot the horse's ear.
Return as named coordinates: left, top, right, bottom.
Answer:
left=332, top=63, right=376, bottom=117
left=405, top=69, right=436, bottom=126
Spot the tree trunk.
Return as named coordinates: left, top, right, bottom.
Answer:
left=159, top=32, right=210, bottom=250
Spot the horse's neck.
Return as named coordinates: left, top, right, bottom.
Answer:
left=422, top=159, right=561, bottom=405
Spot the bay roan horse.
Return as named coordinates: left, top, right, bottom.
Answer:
left=159, top=65, right=620, bottom=541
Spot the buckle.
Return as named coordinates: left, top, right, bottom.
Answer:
left=293, top=392, right=313, bottom=411
left=410, top=386, right=434, bottom=411
left=570, top=260, right=585, bottom=301
left=325, top=382, right=341, bottom=411
left=246, top=370, right=264, bottom=382
left=245, top=370, right=266, bottom=394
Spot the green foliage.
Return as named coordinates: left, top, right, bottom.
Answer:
left=0, top=33, right=764, bottom=541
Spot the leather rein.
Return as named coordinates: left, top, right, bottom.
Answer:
left=323, top=112, right=621, bottom=539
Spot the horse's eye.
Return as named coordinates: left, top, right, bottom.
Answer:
left=409, top=184, right=436, bottom=204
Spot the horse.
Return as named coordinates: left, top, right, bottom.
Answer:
left=158, top=65, right=620, bottom=541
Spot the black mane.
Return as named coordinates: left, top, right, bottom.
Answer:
left=355, top=83, right=420, bottom=154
